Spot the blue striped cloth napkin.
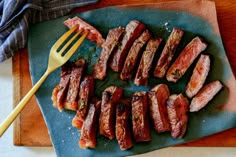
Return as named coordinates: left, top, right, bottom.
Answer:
left=0, top=0, right=98, bottom=62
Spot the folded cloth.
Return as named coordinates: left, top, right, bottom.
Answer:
left=0, top=0, right=98, bottom=62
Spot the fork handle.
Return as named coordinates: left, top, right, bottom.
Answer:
left=0, top=70, right=50, bottom=137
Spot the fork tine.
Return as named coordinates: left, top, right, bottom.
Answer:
left=52, top=24, right=79, bottom=51
left=63, top=31, right=89, bottom=61
left=58, top=29, right=83, bottom=55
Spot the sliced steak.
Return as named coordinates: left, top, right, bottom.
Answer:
left=72, top=75, right=94, bottom=130
left=134, top=38, right=162, bottom=86
left=148, top=84, right=170, bottom=133
left=132, top=91, right=151, bottom=142
left=120, top=29, right=151, bottom=80
left=64, top=59, right=86, bottom=111
left=64, top=16, right=105, bottom=47
left=51, top=84, right=59, bottom=108
left=186, top=54, right=211, bottom=98
left=94, top=27, right=125, bottom=80
left=99, top=86, right=123, bottom=139
left=79, top=98, right=101, bottom=149
left=190, top=80, right=223, bottom=112
left=166, top=37, right=207, bottom=82
left=109, top=20, right=146, bottom=72
left=56, top=62, right=72, bottom=112
left=154, top=28, right=184, bottom=78
left=116, top=98, right=133, bottom=150
left=167, top=94, right=189, bottom=138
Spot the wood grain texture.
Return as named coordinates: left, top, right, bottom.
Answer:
left=13, top=49, right=51, bottom=146
left=13, top=47, right=21, bottom=145
left=13, top=0, right=236, bottom=146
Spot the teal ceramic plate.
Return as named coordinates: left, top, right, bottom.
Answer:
left=28, top=4, right=236, bottom=157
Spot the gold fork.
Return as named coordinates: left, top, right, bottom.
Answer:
left=0, top=24, right=88, bottom=137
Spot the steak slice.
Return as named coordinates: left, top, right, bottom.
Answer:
left=186, top=54, right=211, bottom=98
left=166, top=37, right=207, bottom=82
left=116, top=98, right=133, bottom=150
left=109, top=20, right=146, bottom=72
left=94, top=27, right=125, bottom=80
left=51, top=84, right=59, bottom=108
left=79, top=98, right=101, bottom=149
left=190, top=80, right=223, bottom=112
left=134, top=38, right=162, bottom=86
left=167, top=94, right=189, bottom=138
left=64, top=59, right=86, bottom=111
left=132, top=91, right=151, bottom=142
left=64, top=16, right=105, bottom=47
left=120, top=29, right=151, bottom=80
left=148, top=84, right=170, bottom=133
left=56, top=62, right=72, bottom=112
left=72, top=75, right=95, bottom=130
left=154, top=28, right=184, bottom=78
left=99, top=86, right=123, bottom=139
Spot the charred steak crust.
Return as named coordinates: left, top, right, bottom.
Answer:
left=148, top=84, right=171, bottom=133
left=72, top=75, right=95, bottom=130
left=134, top=38, right=162, bottom=86
left=154, top=28, right=184, bottom=78
left=110, top=20, right=146, bottom=72
left=120, top=29, right=151, bottom=80
left=132, top=91, right=151, bottom=142
left=94, top=27, right=125, bottom=80
left=99, top=86, right=123, bottom=139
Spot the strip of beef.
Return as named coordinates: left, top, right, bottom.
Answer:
left=167, top=94, right=189, bottom=138
left=64, top=59, right=86, bottom=111
left=154, top=28, right=184, bottom=78
left=51, top=84, right=59, bottom=108
left=132, top=91, right=151, bottom=142
left=94, top=27, right=125, bottom=80
left=99, top=86, right=123, bottom=139
left=79, top=98, right=101, bottom=149
left=134, top=38, right=162, bottom=86
left=166, top=37, right=207, bottom=82
left=185, top=54, right=211, bottom=98
left=116, top=98, right=133, bottom=150
left=109, top=20, right=146, bottom=72
left=64, top=16, right=105, bottom=47
left=190, top=80, right=223, bottom=112
left=56, top=62, right=72, bottom=112
left=148, top=84, right=170, bottom=133
left=72, top=76, right=94, bottom=129
left=120, top=30, right=151, bottom=80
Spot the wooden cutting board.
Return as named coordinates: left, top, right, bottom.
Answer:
left=13, top=0, right=236, bottom=146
